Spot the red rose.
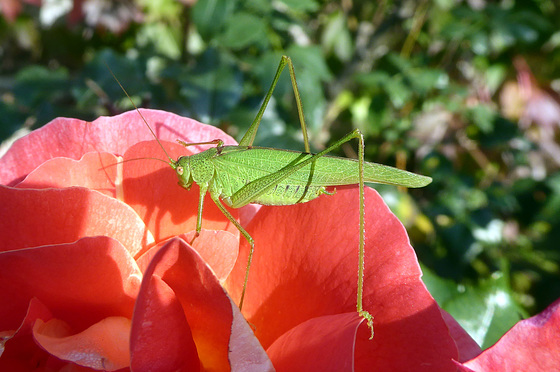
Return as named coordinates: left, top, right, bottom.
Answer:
left=1, top=109, right=557, bottom=371
left=0, top=110, right=269, bottom=370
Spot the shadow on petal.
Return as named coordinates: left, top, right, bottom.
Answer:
left=226, top=187, right=458, bottom=370
left=267, top=312, right=363, bottom=371
left=16, top=152, right=120, bottom=198
left=131, top=274, right=199, bottom=371
left=122, top=141, right=239, bottom=243
left=0, top=236, right=141, bottom=331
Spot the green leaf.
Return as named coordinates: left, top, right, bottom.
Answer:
left=277, top=0, right=319, bottom=12
left=192, top=0, right=235, bottom=40
left=173, top=49, right=244, bottom=124
left=13, top=65, right=70, bottom=108
left=355, top=71, right=391, bottom=89
left=245, top=0, right=273, bottom=13
left=385, top=77, right=411, bottom=109
left=422, top=266, right=525, bottom=349
left=321, top=11, right=353, bottom=61
left=408, top=69, right=449, bottom=93
left=217, top=12, right=269, bottom=50
left=81, top=50, right=145, bottom=105
left=136, top=23, right=182, bottom=59
left=469, top=104, right=496, bottom=134
left=138, top=0, right=183, bottom=20
left=0, top=101, right=27, bottom=144
left=285, top=45, right=331, bottom=81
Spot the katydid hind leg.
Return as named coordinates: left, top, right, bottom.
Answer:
left=209, top=192, right=254, bottom=310
left=356, top=129, right=374, bottom=339
left=286, top=56, right=310, bottom=153
left=230, top=128, right=374, bottom=336
left=239, top=55, right=310, bottom=152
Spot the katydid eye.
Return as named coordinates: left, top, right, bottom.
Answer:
left=177, top=166, right=184, bottom=175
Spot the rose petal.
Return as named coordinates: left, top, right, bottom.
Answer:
left=16, top=152, right=120, bottom=198
left=0, top=109, right=236, bottom=186
left=122, top=140, right=240, bottom=242
left=229, top=299, right=275, bottom=372
left=455, top=362, right=476, bottom=372
left=131, top=273, right=199, bottom=371
left=267, top=312, right=363, bottom=370
left=133, top=238, right=271, bottom=371
left=226, top=186, right=458, bottom=369
left=136, top=232, right=238, bottom=284
left=0, top=298, right=55, bottom=370
left=0, top=185, right=150, bottom=255
left=239, top=203, right=262, bottom=227
left=134, top=238, right=231, bottom=370
left=463, top=298, right=560, bottom=371
left=33, top=316, right=131, bottom=371
left=0, top=236, right=141, bottom=333
left=182, top=230, right=239, bottom=282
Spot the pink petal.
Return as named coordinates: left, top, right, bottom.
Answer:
left=134, top=238, right=271, bottom=371
left=16, top=152, right=120, bottom=198
left=147, top=237, right=236, bottom=365
left=239, top=203, right=262, bottom=227
left=0, top=236, right=141, bottom=333
left=33, top=316, right=131, bottom=370
left=0, top=0, right=22, bottom=22
left=463, top=298, right=560, bottom=371
left=226, top=186, right=458, bottom=370
left=181, top=231, right=239, bottom=282
left=0, top=298, right=55, bottom=370
left=267, top=312, right=363, bottom=370
left=229, top=300, right=275, bottom=372
left=0, top=185, right=149, bottom=255
left=131, top=274, right=199, bottom=371
left=0, top=109, right=236, bottom=186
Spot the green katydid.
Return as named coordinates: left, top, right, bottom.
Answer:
left=109, top=55, right=431, bottom=337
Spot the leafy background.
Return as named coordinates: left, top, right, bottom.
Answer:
left=2, top=0, right=560, bottom=349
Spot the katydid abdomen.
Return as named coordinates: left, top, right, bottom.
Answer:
left=207, top=146, right=431, bottom=206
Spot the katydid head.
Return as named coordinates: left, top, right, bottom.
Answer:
left=174, top=155, right=193, bottom=190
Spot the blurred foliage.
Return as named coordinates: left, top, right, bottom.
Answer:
left=2, top=0, right=560, bottom=348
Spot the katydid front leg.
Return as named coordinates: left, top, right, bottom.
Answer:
left=176, top=139, right=224, bottom=245
left=176, top=138, right=256, bottom=309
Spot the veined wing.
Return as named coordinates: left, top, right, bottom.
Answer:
left=212, top=146, right=431, bottom=188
